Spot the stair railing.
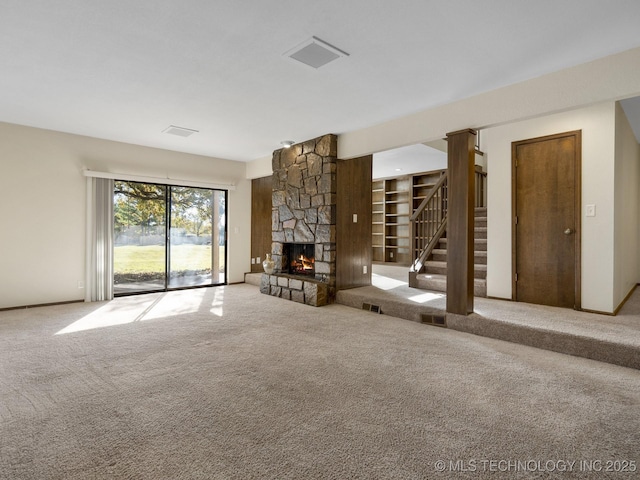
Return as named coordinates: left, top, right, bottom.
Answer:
left=410, top=171, right=448, bottom=273
left=475, top=168, right=487, bottom=208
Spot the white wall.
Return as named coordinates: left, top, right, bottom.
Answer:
left=0, top=122, right=250, bottom=309
left=483, top=102, right=617, bottom=313
left=614, top=102, right=640, bottom=307
left=246, top=155, right=272, bottom=180
left=337, top=47, right=640, bottom=162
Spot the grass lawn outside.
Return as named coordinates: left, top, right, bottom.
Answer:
left=114, top=245, right=225, bottom=275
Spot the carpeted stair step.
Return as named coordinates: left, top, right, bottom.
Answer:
left=475, top=207, right=487, bottom=217
left=414, top=273, right=487, bottom=297
left=431, top=249, right=487, bottom=265
left=423, top=261, right=487, bottom=279
left=439, top=238, right=487, bottom=251
left=422, top=261, right=448, bottom=276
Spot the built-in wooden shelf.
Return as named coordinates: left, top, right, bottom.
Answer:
left=372, top=169, right=447, bottom=266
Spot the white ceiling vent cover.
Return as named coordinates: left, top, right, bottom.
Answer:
left=284, top=36, right=349, bottom=69
left=162, top=125, right=199, bottom=137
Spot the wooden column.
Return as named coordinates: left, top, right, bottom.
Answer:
left=446, top=129, right=476, bottom=315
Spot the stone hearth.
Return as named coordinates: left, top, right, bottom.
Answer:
left=260, top=134, right=337, bottom=306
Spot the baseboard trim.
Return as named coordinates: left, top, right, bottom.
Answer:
left=583, top=284, right=640, bottom=316
left=0, top=299, right=84, bottom=312
left=612, top=284, right=638, bottom=316
left=485, top=295, right=513, bottom=302
left=580, top=308, right=615, bottom=316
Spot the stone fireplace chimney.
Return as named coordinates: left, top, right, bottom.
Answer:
left=260, top=134, right=337, bottom=306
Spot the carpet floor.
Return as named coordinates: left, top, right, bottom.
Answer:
left=1, top=284, right=639, bottom=479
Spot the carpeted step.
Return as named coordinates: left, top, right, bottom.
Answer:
left=446, top=312, right=640, bottom=371
left=475, top=227, right=487, bottom=240
left=423, top=261, right=487, bottom=279
left=475, top=207, right=487, bottom=216
left=474, top=250, right=487, bottom=265
left=439, top=238, right=487, bottom=251
left=422, top=261, right=448, bottom=276
left=414, top=273, right=487, bottom=297
left=431, top=249, right=487, bottom=265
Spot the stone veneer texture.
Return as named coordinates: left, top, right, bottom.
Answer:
left=268, top=134, right=337, bottom=303
left=259, top=274, right=329, bottom=307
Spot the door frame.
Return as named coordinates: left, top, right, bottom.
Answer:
left=511, top=130, right=582, bottom=309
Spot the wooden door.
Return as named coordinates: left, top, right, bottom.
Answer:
left=512, top=131, right=581, bottom=309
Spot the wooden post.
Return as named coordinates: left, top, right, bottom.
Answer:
left=446, top=129, right=476, bottom=315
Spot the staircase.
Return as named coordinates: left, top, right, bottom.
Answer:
left=412, top=207, right=487, bottom=297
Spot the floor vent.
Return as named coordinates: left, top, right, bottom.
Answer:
left=421, top=314, right=447, bottom=327
left=362, top=303, right=382, bottom=314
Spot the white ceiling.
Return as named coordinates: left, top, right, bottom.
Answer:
left=373, top=144, right=446, bottom=180
left=2, top=1, right=640, bottom=162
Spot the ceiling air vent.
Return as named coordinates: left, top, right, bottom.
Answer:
left=284, top=36, right=349, bottom=69
left=162, top=125, right=199, bottom=137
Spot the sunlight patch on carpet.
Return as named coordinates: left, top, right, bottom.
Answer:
left=210, top=287, right=224, bottom=316
left=372, top=274, right=407, bottom=290
left=55, top=288, right=214, bottom=334
left=408, top=292, right=444, bottom=304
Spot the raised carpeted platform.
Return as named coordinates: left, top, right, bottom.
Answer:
left=334, top=265, right=640, bottom=370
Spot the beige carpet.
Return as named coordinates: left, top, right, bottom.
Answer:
left=1, top=284, right=639, bottom=479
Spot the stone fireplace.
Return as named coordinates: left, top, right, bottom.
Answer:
left=260, top=134, right=337, bottom=306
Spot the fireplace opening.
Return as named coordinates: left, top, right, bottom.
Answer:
left=284, top=243, right=315, bottom=276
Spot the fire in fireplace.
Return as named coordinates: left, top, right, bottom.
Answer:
left=284, top=243, right=315, bottom=276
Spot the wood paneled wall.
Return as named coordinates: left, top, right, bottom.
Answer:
left=336, top=155, right=373, bottom=289
left=250, top=176, right=272, bottom=273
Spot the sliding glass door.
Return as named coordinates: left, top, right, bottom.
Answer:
left=169, top=187, right=226, bottom=288
left=113, top=182, right=167, bottom=294
left=113, top=181, right=226, bottom=295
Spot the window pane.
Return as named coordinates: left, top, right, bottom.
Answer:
left=169, top=186, right=216, bottom=288
left=113, top=181, right=167, bottom=294
left=214, top=190, right=226, bottom=284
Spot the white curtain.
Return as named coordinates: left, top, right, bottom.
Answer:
left=85, top=177, right=114, bottom=302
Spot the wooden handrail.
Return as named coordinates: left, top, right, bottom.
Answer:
left=410, top=168, right=486, bottom=274
left=410, top=172, right=448, bottom=222
left=410, top=171, right=448, bottom=272
left=475, top=169, right=487, bottom=208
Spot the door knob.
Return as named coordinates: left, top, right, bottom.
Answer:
left=564, top=228, right=573, bottom=235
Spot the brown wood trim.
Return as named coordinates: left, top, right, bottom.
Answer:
left=580, top=308, right=616, bottom=316
left=574, top=131, right=582, bottom=310
left=612, top=284, right=638, bottom=315
left=0, top=299, right=84, bottom=312
left=447, top=128, right=477, bottom=137
left=374, top=167, right=446, bottom=182
left=511, top=139, right=518, bottom=301
left=511, top=130, right=582, bottom=309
